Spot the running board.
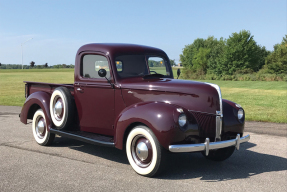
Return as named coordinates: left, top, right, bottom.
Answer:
left=50, top=128, right=115, bottom=147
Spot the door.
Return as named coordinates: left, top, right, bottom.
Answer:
left=74, top=54, right=115, bottom=136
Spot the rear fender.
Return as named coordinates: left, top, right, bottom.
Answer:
left=114, top=101, right=186, bottom=150
left=20, top=91, right=52, bottom=130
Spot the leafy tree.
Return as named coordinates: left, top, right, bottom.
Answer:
left=273, top=44, right=280, bottom=52
left=256, top=46, right=270, bottom=71
left=205, top=37, right=226, bottom=75
left=180, top=37, right=225, bottom=74
left=219, top=30, right=261, bottom=75
left=30, top=61, right=35, bottom=67
left=180, top=38, right=205, bottom=70
left=264, top=35, right=287, bottom=74
left=44, top=63, right=48, bottom=68
left=170, top=59, right=176, bottom=66
left=192, top=47, right=210, bottom=73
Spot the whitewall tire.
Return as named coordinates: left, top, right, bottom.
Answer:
left=50, top=87, right=74, bottom=130
left=32, top=109, right=55, bottom=146
left=126, top=126, right=166, bottom=177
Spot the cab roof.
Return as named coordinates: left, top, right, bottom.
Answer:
left=76, top=43, right=166, bottom=56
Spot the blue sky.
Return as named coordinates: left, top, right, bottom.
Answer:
left=0, top=0, right=286, bottom=66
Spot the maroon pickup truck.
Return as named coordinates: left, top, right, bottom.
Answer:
left=20, top=43, right=250, bottom=177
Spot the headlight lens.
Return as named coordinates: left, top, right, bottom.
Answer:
left=178, top=114, right=187, bottom=127
left=238, top=109, right=244, bottom=120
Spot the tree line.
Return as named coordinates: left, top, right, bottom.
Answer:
left=0, top=62, right=75, bottom=69
left=180, top=30, right=287, bottom=79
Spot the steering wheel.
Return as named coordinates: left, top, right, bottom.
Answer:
left=150, top=71, right=158, bottom=74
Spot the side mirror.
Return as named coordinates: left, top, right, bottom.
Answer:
left=98, top=68, right=114, bottom=89
left=177, top=68, right=181, bottom=79
left=98, top=69, right=107, bottom=77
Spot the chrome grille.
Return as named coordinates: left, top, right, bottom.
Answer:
left=189, top=111, right=216, bottom=138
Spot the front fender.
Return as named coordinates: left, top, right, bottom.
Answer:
left=114, top=101, right=186, bottom=150
left=20, top=91, right=52, bottom=130
left=222, top=99, right=245, bottom=135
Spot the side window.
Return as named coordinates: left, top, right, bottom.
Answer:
left=82, top=55, right=110, bottom=79
left=148, top=57, right=169, bottom=76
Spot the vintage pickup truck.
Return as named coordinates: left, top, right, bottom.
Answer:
left=20, top=43, right=250, bottom=177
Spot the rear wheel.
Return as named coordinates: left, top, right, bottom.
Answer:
left=126, top=126, right=166, bottom=177
left=32, top=109, right=55, bottom=146
left=50, top=87, right=74, bottom=130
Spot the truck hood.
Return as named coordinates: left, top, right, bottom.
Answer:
left=119, top=77, right=221, bottom=115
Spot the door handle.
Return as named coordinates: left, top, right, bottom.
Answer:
left=77, top=88, right=84, bottom=93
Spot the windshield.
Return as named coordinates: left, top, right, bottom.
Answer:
left=115, top=55, right=172, bottom=78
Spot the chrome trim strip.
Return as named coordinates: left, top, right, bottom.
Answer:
left=235, top=134, right=240, bottom=150
left=204, top=138, right=210, bottom=156
left=205, top=83, right=223, bottom=116
left=169, top=134, right=250, bottom=153
left=215, top=115, right=222, bottom=140
left=204, top=83, right=223, bottom=140
left=50, top=128, right=115, bottom=147
left=188, top=110, right=216, bottom=116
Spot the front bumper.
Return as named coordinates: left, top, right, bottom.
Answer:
left=169, top=134, right=250, bottom=156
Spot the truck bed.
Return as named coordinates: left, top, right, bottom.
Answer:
left=24, top=81, right=74, bottom=98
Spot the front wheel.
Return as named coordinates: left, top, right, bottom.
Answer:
left=126, top=126, right=166, bottom=177
left=32, top=109, right=55, bottom=146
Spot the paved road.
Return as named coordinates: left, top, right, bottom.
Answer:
left=0, top=106, right=286, bottom=192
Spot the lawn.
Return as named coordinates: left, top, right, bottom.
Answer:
left=195, top=80, right=287, bottom=123
left=0, top=69, right=74, bottom=106
left=0, top=69, right=286, bottom=123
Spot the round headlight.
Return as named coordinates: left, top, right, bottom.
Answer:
left=238, top=109, right=244, bottom=120
left=178, top=114, right=187, bottom=127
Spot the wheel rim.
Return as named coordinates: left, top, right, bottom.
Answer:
left=35, top=117, right=46, bottom=139
left=131, top=135, right=153, bottom=168
left=53, top=97, right=64, bottom=121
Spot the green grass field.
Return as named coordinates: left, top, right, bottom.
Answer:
left=0, top=69, right=74, bottom=107
left=195, top=80, right=287, bottom=123
left=0, top=68, right=286, bottom=123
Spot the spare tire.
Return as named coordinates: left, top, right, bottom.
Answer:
left=50, top=87, right=75, bottom=130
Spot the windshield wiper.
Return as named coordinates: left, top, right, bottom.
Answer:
left=143, top=74, right=164, bottom=79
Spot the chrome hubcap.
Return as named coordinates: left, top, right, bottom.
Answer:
left=136, top=141, right=149, bottom=161
left=35, top=118, right=45, bottom=139
left=54, top=99, right=63, bottom=121
left=37, top=120, right=45, bottom=134
left=131, top=135, right=153, bottom=168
